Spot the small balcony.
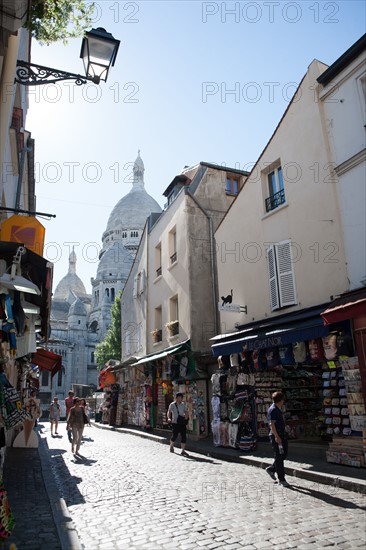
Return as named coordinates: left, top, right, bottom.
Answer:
left=265, top=189, right=286, bottom=213
left=170, top=252, right=177, bottom=264
left=156, top=266, right=162, bottom=277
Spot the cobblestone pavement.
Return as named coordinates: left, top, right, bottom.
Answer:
left=43, top=423, right=365, bottom=550
left=4, top=447, right=61, bottom=550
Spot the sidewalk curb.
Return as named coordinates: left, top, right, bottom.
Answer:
left=37, top=433, right=82, bottom=550
left=92, top=422, right=366, bottom=495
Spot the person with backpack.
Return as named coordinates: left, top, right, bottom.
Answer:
left=167, top=392, right=189, bottom=457
left=49, top=397, right=61, bottom=436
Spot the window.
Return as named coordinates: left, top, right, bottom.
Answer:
left=266, top=240, right=297, bottom=311
left=91, top=352, right=95, bottom=363
left=169, top=295, right=179, bottom=322
left=57, top=369, right=62, bottom=387
left=133, top=271, right=146, bottom=297
left=111, top=288, right=115, bottom=302
left=265, top=166, right=285, bottom=212
left=167, top=296, right=179, bottom=336
left=153, top=307, right=162, bottom=342
left=41, top=370, right=49, bottom=387
left=226, top=175, right=239, bottom=195
left=357, top=73, right=366, bottom=124
left=130, top=230, right=138, bottom=238
left=122, top=231, right=127, bottom=238
left=169, top=227, right=177, bottom=265
left=155, top=243, right=162, bottom=278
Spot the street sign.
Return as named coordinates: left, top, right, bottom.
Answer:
left=218, top=303, right=241, bottom=313
left=1, top=215, right=45, bottom=255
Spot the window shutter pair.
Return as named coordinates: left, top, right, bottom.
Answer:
left=267, top=241, right=297, bottom=311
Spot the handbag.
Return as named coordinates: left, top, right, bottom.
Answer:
left=82, top=411, right=89, bottom=424
left=175, top=404, right=188, bottom=425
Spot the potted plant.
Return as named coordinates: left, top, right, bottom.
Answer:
left=165, top=320, right=179, bottom=337
left=151, top=329, right=162, bottom=343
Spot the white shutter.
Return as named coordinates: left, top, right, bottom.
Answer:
left=133, top=275, right=138, bottom=298
left=266, top=245, right=280, bottom=311
left=275, top=240, right=297, bottom=307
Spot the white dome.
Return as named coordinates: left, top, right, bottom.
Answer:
left=53, top=250, right=87, bottom=301
left=104, top=152, right=161, bottom=237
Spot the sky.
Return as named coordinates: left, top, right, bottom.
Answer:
left=26, top=0, right=366, bottom=293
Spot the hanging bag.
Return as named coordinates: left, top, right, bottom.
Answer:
left=0, top=479, right=15, bottom=540
left=175, top=403, right=188, bottom=425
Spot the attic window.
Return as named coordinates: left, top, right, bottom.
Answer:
left=226, top=175, right=239, bottom=195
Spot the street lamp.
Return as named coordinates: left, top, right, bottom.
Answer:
left=15, top=28, right=120, bottom=86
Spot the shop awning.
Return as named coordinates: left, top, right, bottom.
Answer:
left=211, top=306, right=329, bottom=357
left=321, top=289, right=366, bottom=325
left=133, top=341, right=190, bottom=366
left=31, top=348, right=62, bottom=377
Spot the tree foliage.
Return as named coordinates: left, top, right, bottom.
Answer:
left=25, top=0, right=95, bottom=44
left=95, top=292, right=122, bottom=369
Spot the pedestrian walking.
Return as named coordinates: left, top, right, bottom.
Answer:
left=167, top=392, right=189, bottom=457
left=65, top=390, right=75, bottom=442
left=80, top=398, right=91, bottom=426
left=266, top=391, right=290, bottom=487
left=66, top=398, right=86, bottom=454
left=49, top=397, right=61, bottom=436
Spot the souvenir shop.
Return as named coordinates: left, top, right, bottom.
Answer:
left=0, top=242, right=56, bottom=449
left=210, top=303, right=366, bottom=467
left=112, top=340, right=208, bottom=439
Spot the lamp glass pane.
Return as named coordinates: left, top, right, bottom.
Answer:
left=88, top=36, right=116, bottom=65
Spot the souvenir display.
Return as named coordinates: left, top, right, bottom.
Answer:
left=211, top=355, right=256, bottom=450
left=211, top=329, right=366, bottom=468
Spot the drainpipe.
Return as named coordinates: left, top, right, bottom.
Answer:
left=15, top=136, right=33, bottom=211
left=186, top=188, right=219, bottom=336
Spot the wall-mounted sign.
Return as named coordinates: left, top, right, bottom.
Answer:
left=1, top=215, right=45, bottom=255
left=218, top=303, right=241, bottom=313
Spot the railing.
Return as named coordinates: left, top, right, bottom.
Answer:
left=170, top=252, right=177, bottom=264
left=156, top=266, right=162, bottom=277
left=265, top=188, right=286, bottom=212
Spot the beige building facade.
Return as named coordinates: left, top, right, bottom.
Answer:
left=118, top=162, right=247, bottom=435
left=211, top=41, right=366, bottom=454
left=215, top=59, right=349, bottom=336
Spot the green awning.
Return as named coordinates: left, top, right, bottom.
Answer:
left=133, top=346, right=185, bottom=366
left=132, top=340, right=190, bottom=366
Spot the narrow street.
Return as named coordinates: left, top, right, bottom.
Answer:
left=40, top=422, right=365, bottom=550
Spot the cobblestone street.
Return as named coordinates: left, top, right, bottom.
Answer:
left=40, top=423, right=366, bottom=550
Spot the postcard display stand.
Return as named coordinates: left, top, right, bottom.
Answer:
left=326, top=356, right=366, bottom=468
left=211, top=355, right=257, bottom=451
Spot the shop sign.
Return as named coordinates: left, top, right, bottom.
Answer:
left=0, top=215, right=45, bottom=255
left=242, top=335, right=284, bottom=351
left=218, top=303, right=241, bottom=313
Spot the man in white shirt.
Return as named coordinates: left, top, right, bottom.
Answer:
left=167, top=392, right=189, bottom=457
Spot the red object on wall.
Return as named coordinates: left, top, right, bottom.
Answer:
left=31, top=349, right=62, bottom=378
left=99, top=367, right=116, bottom=388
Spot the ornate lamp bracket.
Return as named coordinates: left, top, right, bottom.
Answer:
left=15, top=60, right=99, bottom=86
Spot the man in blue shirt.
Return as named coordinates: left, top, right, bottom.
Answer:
left=266, top=391, right=290, bottom=487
